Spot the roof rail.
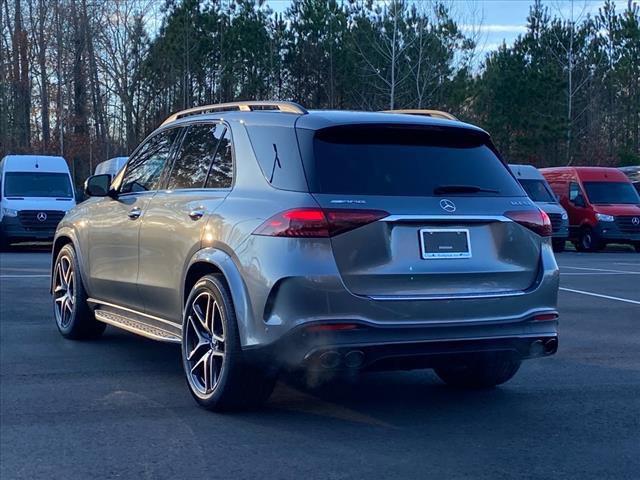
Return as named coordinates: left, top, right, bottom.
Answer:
left=382, top=109, right=459, bottom=121
left=161, top=101, right=308, bottom=126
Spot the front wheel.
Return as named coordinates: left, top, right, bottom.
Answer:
left=52, top=244, right=106, bottom=339
left=182, top=275, right=276, bottom=411
left=576, top=227, right=602, bottom=252
left=434, top=353, right=521, bottom=389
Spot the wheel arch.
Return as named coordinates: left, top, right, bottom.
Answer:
left=183, top=248, right=254, bottom=346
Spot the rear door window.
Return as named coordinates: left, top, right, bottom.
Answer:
left=303, top=125, right=522, bottom=197
left=167, top=124, right=223, bottom=190
left=205, top=127, right=233, bottom=189
left=120, top=129, right=179, bottom=194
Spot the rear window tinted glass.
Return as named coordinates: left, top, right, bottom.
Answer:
left=307, top=125, right=522, bottom=196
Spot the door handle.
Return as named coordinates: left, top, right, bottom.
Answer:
left=128, top=207, right=142, bottom=219
left=188, top=209, right=205, bottom=221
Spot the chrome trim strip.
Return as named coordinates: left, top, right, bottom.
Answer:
left=94, top=310, right=180, bottom=344
left=383, top=215, right=510, bottom=222
left=87, top=298, right=181, bottom=330
left=367, top=290, right=526, bottom=301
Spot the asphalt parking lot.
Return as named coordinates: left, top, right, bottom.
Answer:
left=1, top=247, right=639, bottom=479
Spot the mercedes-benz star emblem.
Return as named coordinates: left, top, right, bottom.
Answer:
left=36, top=212, right=47, bottom=222
left=632, top=217, right=640, bottom=226
left=439, top=199, right=456, bottom=213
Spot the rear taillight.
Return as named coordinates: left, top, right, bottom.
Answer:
left=505, top=209, right=552, bottom=237
left=253, top=208, right=389, bottom=238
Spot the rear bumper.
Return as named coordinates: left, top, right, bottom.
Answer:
left=0, top=216, right=56, bottom=241
left=245, top=317, right=559, bottom=371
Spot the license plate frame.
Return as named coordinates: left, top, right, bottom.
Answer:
left=419, top=228, right=472, bottom=259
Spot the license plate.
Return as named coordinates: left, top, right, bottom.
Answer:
left=419, top=229, right=471, bottom=259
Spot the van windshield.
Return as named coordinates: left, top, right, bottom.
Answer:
left=3, top=172, right=73, bottom=198
left=583, top=182, right=640, bottom=205
left=307, top=125, right=522, bottom=197
left=518, top=179, right=556, bottom=203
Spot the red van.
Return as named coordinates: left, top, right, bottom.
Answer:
left=541, top=167, right=640, bottom=252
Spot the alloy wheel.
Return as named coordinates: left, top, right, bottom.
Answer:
left=184, top=291, right=225, bottom=396
left=53, top=254, right=75, bottom=329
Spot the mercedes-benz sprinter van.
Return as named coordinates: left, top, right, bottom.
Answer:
left=0, top=155, right=76, bottom=247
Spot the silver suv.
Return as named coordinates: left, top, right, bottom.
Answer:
left=51, top=101, right=559, bottom=411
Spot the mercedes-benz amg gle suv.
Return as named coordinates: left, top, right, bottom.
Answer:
left=51, top=101, right=559, bottom=411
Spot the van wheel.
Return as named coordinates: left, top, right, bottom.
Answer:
left=577, top=227, right=602, bottom=252
left=434, top=353, right=521, bottom=388
left=182, top=274, right=276, bottom=411
left=53, top=244, right=106, bottom=339
left=552, top=239, right=565, bottom=252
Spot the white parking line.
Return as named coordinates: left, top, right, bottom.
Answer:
left=0, top=274, right=50, bottom=278
left=561, top=266, right=640, bottom=274
left=560, top=287, right=640, bottom=305
left=561, top=272, right=640, bottom=275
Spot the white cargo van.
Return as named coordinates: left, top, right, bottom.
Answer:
left=94, top=156, right=128, bottom=177
left=509, top=164, right=569, bottom=251
left=0, top=155, right=76, bottom=247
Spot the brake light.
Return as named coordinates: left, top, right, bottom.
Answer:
left=253, top=208, right=389, bottom=238
left=505, top=209, right=552, bottom=237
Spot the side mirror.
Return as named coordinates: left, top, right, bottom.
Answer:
left=573, top=194, right=585, bottom=208
left=84, top=174, right=113, bottom=197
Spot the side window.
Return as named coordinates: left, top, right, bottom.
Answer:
left=205, top=127, right=233, bottom=189
left=167, top=124, right=222, bottom=190
left=569, top=182, right=580, bottom=201
left=120, top=129, right=178, bottom=194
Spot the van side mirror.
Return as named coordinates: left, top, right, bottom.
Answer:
left=573, top=194, right=585, bottom=208
left=84, top=174, right=112, bottom=197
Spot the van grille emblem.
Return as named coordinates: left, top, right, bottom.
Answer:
left=632, top=217, right=639, bottom=226
left=439, top=199, right=456, bottom=213
left=37, top=212, right=48, bottom=222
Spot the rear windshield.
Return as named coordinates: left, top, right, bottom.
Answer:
left=584, top=181, right=640, bottom=205
left=518, top=179, right=556, bottom=202
left=3, top=172, right=73, bottom=198
left=306, top=125, right=523, bottom=196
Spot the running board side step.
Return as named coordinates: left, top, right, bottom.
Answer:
left=94, top=310, right=181, bottom=343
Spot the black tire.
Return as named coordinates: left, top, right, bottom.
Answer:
left=182, top=274, right=276, bottom=411
left=552, top=238, right=566, bottom=252
left=434, top=353, right=521, bottom=389
left=52, top=244, right=106, bottom=340
left=576, top=227, right=602, bottom=252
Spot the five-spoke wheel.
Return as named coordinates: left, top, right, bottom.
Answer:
left=184, top=291, right=226, bottom=396
left=52, top=244, right=105, bottom=339
left=181, top=275, right=276, bottom=411
left=53, top=253, right=75, bottom=329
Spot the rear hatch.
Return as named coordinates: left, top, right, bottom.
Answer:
left=297, top=123, right=542, bottom=298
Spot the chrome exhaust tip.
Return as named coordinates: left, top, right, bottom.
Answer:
left=319, top=351, right=341, bottom=369
left=344, top=350, right=365, bottom=369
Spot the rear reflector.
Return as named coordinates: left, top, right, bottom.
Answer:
left=533, top=313, right=559, bottom=322
left=306, top=323, right=360, bottom=332
left=505, top=209, right=553, bottom=237
left=253, top=208, right=389, bottom=238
